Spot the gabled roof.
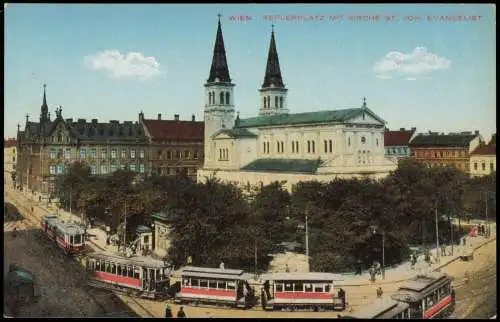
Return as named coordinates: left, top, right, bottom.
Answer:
left=235, top=108, right=383, bottom=129
left=241, top=158, right=321, bottom=174
left=384, top=129, right=416, bottom=146
left=142, top=119, right=204, bottom=141
left=410, top=133, right=477, bottom=147
left=212, top=128, right=257, bottom=139
left=4, top=138, right=17, bottom=148
left=471, top=143, right=496, bottom=155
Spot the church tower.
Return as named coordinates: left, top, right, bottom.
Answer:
left=259, top=25, right=288, bottom=116
left=204, top=15, right=235, bottom=164
left=39, top=83, right=51, bottom=136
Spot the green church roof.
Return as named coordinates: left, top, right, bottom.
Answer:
left=213, top=128, right=258, bottom=139
left=240, top=158, right=321, bottom=174
left=235, top=108, right=366, bottom=128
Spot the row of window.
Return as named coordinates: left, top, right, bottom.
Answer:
left=156, top=167, right=197, bottom=176
left=49, top=164, right=146, bottom=175
left=263, top=96, right=284, bottom=109
left=219, top=148, right=229, bottom=161
left=182, top=278, right=237, bottom=291
left=413, top=150, right=466, bottom=158
left=261, top=136, right=378, bottom=155
left=274, top=282, right=331, bottom=293
left=386, top=147, right=409, bottom=155
left=473, top=162, right=495, bottom=171
left=422, top=283, right=452, bottom=311
left=88, top=259, right=169, bottom=280
left=50, top=148, right=146, bottom=160
left=208, top=91, right=231, bottom=105
left=157, top=150, right=200, bottom=160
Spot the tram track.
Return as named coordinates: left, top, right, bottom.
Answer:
left=5, top=190, right=155, bottom=318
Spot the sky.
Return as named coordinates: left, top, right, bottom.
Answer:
left=4, top=4, right=496, bottom=141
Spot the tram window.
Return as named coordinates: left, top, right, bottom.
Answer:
left=105, top=262, right=111, bottom=273
left=122, top=266, right=127, bottom=277
left=156, top=269, right=161, bottom=279
left=314, top=284, right=323, bottom=292
left=191, top=279, right=199, bottom=287
left=96, top=261, right=101, bottom=272
left=128, top=266, right=133, bottom=278
left=74, top=234, right=82, bottom=244
left=149, top=269, right=154, bottom=279
left=284, top=283, right=293, bottom=292
left=133, top=268, right=140, bottom=279
left=217, top=281, right=226, bottom=290
left=209, top=280, right=217, bottom=289
left=183, top=279, right=190, bottom=286
left=200, top=280, right=208, bottom=288
left=324, top=284, right=331, bottom=293
left=227, top=282, right=236, bottom=290
left=275, top=284, right=283, bottom=292
left=305, top=283, right=313, bottom=292
left=117, top=265, right=122, bottom=276
left=293, top=282, right=303, bottom=292
left=111, top=264, right=116, bottom=275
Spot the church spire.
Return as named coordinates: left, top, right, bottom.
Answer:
left=261, top=25, right=285, bottom=89
left=207, top=14, right=231, bottom=83
left=40, top=83, right=49, bottom=122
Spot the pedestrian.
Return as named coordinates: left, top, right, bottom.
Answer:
left=177, top=306, right=186, bottom=318
left=164, top=304, right=173, bottom=318
left=338, top=288, right=346, bottom=308
left=106, top=236, right=110, bottom=245
left=376, top=287, right=383, bottom=298
left=38, top=195, right=41, bottom=202
left=441, top=244, right=446, bottom=257
left=462, top=236, right=467, bottom=246
left=369, top=266, right=376, bottom=282
left=12, top=227, right=18, bottom=238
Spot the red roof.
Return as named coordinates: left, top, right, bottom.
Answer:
left=384, top=129, right=415, bottom=146
left=4, top=138, right=17, bottom=148
left=143, top=119, right=204, bottom=141
left=471, top=143, right=496, bottom=155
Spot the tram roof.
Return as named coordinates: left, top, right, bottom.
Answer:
left=53, top=220, right=85, bottom=235
left=398, top=272, right=451, bottom=292
left=260, top=272, right=344, bottom=281
left=343, top=297, right=409, bottom=319
left=88, top=251, right=172, bottom=269
left=180, top=266, right=251, bottom=280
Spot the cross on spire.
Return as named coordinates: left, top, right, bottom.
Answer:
left=271, top=24, right=274, bottom=32
left=362, top=97, right=367, bottom=108
left=217, top=13, right=222, bottom=21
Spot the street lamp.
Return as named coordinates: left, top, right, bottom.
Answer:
left=295, top=215, right=310, bottom=272
left=370, top=225, right=385, bottom=280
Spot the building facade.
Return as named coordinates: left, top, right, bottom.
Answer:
left=409, top=131, right=483, bottom=174
left=470, top=134, right=496, bottom=177
left=197, top=18, right=397, bottom=191
left=384, top=127, right=417, bottom=160
left=140, top=112, right=204, bottom=178
left=4, top=138, right=17, bottom=186
left=16, top=86, right=150, bottom=195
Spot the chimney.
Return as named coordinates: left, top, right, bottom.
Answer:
left=174, top=114, right=179, bottom=121
left=192, top=114, right=195, bottom=122
left=474, top=130, right=479, bottom=136
left=138, top=111, right=144, bottom=123
left=77, top=118, right=86, bottom=124
left=65, top=118, right=73, bottom=123
left=411, top=127, right=416, bottom=132
left=158, top=113, right=162, bottom=120
left=91, top=119, right=98, bottom=124
left=400, top=128, right=405, bottom=131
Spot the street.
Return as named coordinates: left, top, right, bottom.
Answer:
left=4, top=183, right=497, bottom=318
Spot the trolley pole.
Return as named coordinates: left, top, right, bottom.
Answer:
left=123, top=200, right=127, bottom=250
left=435, top=201, right=440, bottom=263
left=450, top=215, right=454, bottom=256
left=254, top=239, right=258, bottom=278
left=305, top=214, right=309, bottom=272
left=382, top=231, right=385, bottom=280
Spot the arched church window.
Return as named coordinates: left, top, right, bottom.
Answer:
left=348, top=138, right=351, bottom=146
left=58, top=134, right=62, bottom=143
left=212, top=91, right=215, bottom=104
left=376, top=138, right=379, bottom=146
left=226, top=92, right=230, bottom=105
left=267, top=96, right=270, bottom=108
left=275, top=96, right=278, bottom=108
left=280, top=96, right=283, bottom=108
left=361, top=136, right=366, bottom=144
left=263, top=97, right=267, bottom=108
left=220, top=92, right=224, bottom=105
left=209, top=92, right=213, bottom=105
left=266, top=142, right=270, bottom=154
left=263, top=142, right=266, bottom=153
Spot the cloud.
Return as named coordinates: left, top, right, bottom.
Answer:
left=84, top=50, right=164, bottom=81
left=373, top=46, right=451, bottom=80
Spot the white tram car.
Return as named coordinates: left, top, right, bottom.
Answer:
left=174, top=266, right=256, bottom=309
left=260, top=272, right=345, bottom=311
left=40, top=214, right=85, bottom=255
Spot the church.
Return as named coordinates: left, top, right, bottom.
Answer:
left=197, top=17, right=397, bottom=191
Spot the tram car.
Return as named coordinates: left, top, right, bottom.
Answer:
left=85, top=251, right=172, bottom=300
left=40, top=214, right=85, bottom=255
left=260, top=272, right=345, bottom=311
left=174, top=266, right=256, bottom=309
left=390, top=272, right=455, bottom=319
left=340, top=297, right=411, bottom=319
